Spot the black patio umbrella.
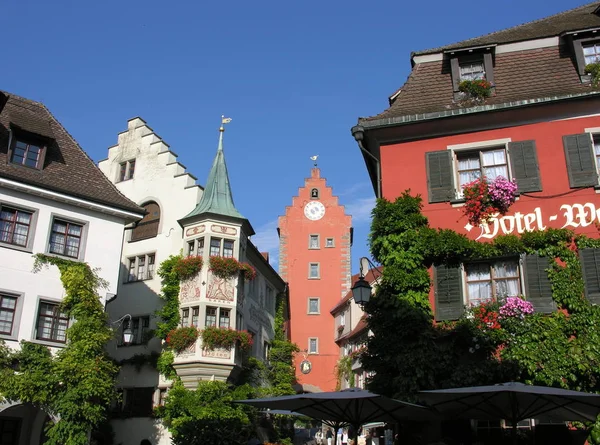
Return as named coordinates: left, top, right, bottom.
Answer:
left=236, top=387, right=434, bottom=444
left=419, top=382, right=600, bottom=444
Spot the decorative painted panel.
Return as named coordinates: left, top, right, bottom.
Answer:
left=185, top=224, right=205, bottom=238
left=211, top=224, right=237, bottom=236
left=201, top=347, right=231, bottom=359
left=180, top=276, right=201, bottom=303
left=206, top=275, right=235, bottom=303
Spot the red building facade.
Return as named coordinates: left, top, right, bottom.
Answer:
left=278, top=168, right=352, bottom=391
left=353, top=3, right=600, bottom=320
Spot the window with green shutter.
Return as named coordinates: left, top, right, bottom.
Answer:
left=508, top=140, right=542, bottom=192
left=580, top=248, right=600, bottom=304
left=426, top=151, right=455, bottom=203
left=434, top=264, right=464, bottom=321
left=563, top=134, right=597, bottom=188
left=523, top=255, right=555, bottom=313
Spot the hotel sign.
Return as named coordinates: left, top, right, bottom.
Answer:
left=466, top=202, right=600, bottom=240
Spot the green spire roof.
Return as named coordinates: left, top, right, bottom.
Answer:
left=183, top=123, right=245, bottom=221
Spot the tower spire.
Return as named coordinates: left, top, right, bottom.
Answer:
left=179, top=116, right=246, bottom=223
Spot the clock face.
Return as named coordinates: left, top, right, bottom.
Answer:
left=304, top=201, right=326, bottom=221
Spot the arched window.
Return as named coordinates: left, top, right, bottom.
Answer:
left=310, top=188, right=319, bottom=199
left=131, top=201, right=160, bottom=241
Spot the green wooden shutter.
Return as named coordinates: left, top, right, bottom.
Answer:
left=524, top=255, right=555, bottom=313
left=563, top=134, right=597, bottom=188
left=434, top=265, right=464, bottom=321
left=508, top=140, right=542, bottom=192
left=580, top=248, right=600, bottom=304
left=426, top=151, right=455, bottom=203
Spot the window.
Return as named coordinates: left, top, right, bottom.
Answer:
left=36, top=301, right=68, bottom=343
left=210, top=238, right=221, bottom=256
left=205, top=307, right=217, bottom=327
left=118, top=159, right=136, bottom=182
left=191, top=307, right=199, bottom=327
left=310, top=188, right=319, bottom=199
left=121, top=316, right=150, bottom=346
left=121, top=387, right=154, bottom=417
left=188, top=237, right=205, bottom=257
left=11, top=139, right=44, bottom=169
left=459, top=61, right=485, bottom=81
left=131, top=202, right=160, bottom=241
left=0, top=294, right=17, bottom=335
left=181, top=308, right=190, bottom=327
left=308, top=297, right=320, bottom=314
left=339, top=312, right=346, bottom=327
left=325, top=238, right=335, bottom=248
left=223, top=240, right=234, bottom=258
left=308, top=337, right=318, bottom=354
left=266, top=287, right=274, bottom=313
left=309, top=235, right=320, bottom=249
left=0, top=418, right=21, bottom=445
left=309, top=263, right=320, bottom=279
left=49, top=219, right=83, bottom=258
left=0, top=206, right=32, bottom=247
left=127, top=254, right=155, bottom=282
left=219, top=309, right=230, bottom=328
left=456, top=148, right=508, bottom=189
left=465, top=260, right=521, bottom=306
left=583, top=42, right=600, bottom=65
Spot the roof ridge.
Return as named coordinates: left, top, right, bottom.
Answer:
left=38, top=102, right=143, bottom=214
left=1, top=90, right=44, bottom=107
left=414, top=1, right=597, bottom=56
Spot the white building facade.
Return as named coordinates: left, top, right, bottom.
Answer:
left=0, top=91, right=144, bottom=444
left=99, top=117, right=285, bottom=445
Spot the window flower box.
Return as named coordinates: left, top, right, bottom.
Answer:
left=458, top=79, right=493, bottom=100
left=172, top=255, right=203, bottom=280
left=166, top=326, right=199, bottom=353
left=209, top=256, right=256, bottom=280
left=201, top=326, right=253, bottom=351
left=462, top=176, right=518, bottom=226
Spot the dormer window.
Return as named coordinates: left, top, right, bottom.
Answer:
left=459, top=62, right=485, bottom=81
left=583, top=42, right=600, bottom=65
left=10, top=138, right=45, bottom=169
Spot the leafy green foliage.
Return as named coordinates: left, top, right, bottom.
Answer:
left=364, top=193, right=600, bottom=405
left=335, top=355, right=354, bottom=390
left=117, top=352, right=160, bottom=372
left=155, top=255, right=182, bottom=340
left=157, top=350, right=177, bottom=380
left=0, top=254, right=120, bottom=445
left=159, top=380, right=256, bottom=445
left=201, top=327, right=253, bottom=351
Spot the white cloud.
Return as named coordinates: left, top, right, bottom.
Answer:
left=250, top=219, right=280, bottom=269
left=344, top=196, right=376, bottom=225
left=338, top=181, right=372, bottom=197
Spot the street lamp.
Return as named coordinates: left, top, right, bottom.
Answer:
left=112, top=314, right=133, bottom=345
left=351, top=257, right=382, bottom=309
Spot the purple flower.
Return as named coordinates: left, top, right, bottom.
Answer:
left=499, top=296, right=534, bottom=319
left=488, top=176, right=518, bottom=213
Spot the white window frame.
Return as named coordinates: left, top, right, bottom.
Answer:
left=584, top=128, right=600, bottom=178
left=325, top=237, right=335, bottom=248
left=187, top=237, right=205, bottom=257
left=46, top=214, right=88, bottom=261
left=309, top=234, right=320, bottom=249
left=209, top=237, right=235, bottom=258
left=127, top=253, right=156, bottom=282
left=459, top=61, right=486, bottom=82
left=447, top=138, right=513, bottom=199
left=308, top=262, right=320, bottom=279
left=461, top=258, right=524, bottom=306
left=307, top=297, right=320, bottom=314
left=308, top=337, right=319, bottom=354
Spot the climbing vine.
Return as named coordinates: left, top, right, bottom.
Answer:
left=363, top=193, right=600, bottom=402
left=335, top=355, right=354, bottom=390
left=0, top=254, right=119, bottom=445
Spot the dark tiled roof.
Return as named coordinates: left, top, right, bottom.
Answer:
left=331, top=268, right=380, bottom=314
left=361, top=45, right=590, bottom=123
left=0, top=91, right=143, bottom=215
left=414, top=2, right=600, bottom=56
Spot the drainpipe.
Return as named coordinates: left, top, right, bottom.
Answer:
left=351, top=125, right=381, bottom=199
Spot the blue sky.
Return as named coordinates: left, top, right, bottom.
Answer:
left=2, top=0, right=586, bottom=271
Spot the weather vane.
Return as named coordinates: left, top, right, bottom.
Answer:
left=310, top=155, right=319, bottom=167
left=220, top=115, right=232, bottom=132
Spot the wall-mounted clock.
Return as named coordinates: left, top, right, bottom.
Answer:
left=304, top=201, right=326, bottom=221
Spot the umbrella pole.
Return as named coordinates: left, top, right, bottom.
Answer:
left=511, top=424, right=517, bottom=445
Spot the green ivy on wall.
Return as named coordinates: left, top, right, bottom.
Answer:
left=0, top=254, right=119, bottom=445
left=363, top=192, right=600, bottom=403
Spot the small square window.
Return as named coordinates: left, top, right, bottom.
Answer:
left=459, top=61, right=485, bottom=81
left=308, top=337, right=318, bottom=354
left=0, top=294, right=17, bottom=335
left=11, top=139, right=44, bottom=169
left=49, top=218, right=84, bottom=259
left=465, top=259, right=521, bottom=306
left=36, top=301, right=68, bottom=343
left=118, top=160, right=136, bottom=182
left=309, top=235, right=320, bottom=249
left=181, top=308, right=190, bottom=327
left=584, top=42, right=600, bottom=65
left=223, top=240, right=234, bottom=258
left=126, top=253, right=155, bottom=282
left=309, top=263, right=320, bottom=279
left=210, top=238, right=221, bottom=257
left=308, top=297, right=320, bottom=314
left=219, top=308, right=230, bottom=328
left=325, top=238, right=334, bottom=248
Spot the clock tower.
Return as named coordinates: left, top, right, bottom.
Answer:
left=278, top=167, right=352, bottom=392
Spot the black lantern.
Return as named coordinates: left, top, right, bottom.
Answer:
left=122, top=322, right=134, bottom=345
left=351, top=276, right=372, bottom=308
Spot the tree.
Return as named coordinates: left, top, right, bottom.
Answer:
left=363, top=192, right=600, bottom=400
left=0, top=254, right=118, bottom=445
